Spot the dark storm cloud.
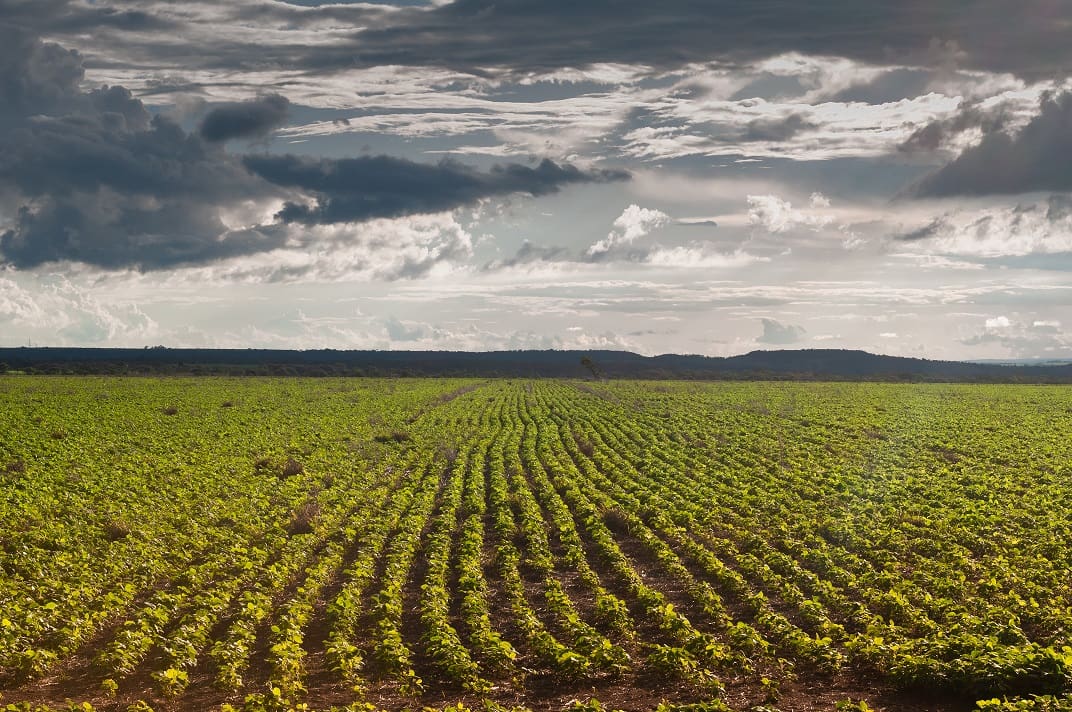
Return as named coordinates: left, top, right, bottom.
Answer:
left=199, top=94, right=291, bottom=143
left=292, top=0, right=1072, bottom=79
left=0, top=0, right=391, bottom=71
left=481, top=241, right=571, bottom=271
left=893, top=218, right=948, bottom=243
left=0, top=21, right=86, bottom=124
left=0, top=19, right=619, bottom=271
left=899, top=101, right=1011, bottom=154
left=828, top=68, right=935, bottom=105
left=1, top=198, right=287, bottom=271
left=223, top=1, right=395, bottom=26
left=1046, top=194, right=1072, bottom=221
left=13, top=1, right=1072, bottom=82
left=0, top=0, right=176, bottom=35
left=0, top=110, right=285, bottom=270
left=912, top=92, right=1072, bottom=197
left=3, top=113, right=261, bottom=201
left=740, top=114, right=817, bottom=142
left=244, top=155, right=629, bottom=225
left=0, top=22, right=288, bottom=270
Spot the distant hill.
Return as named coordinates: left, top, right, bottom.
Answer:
left=2, top=347, right=1072, bottom=382
left=969, top=358, right=1072, bottom=367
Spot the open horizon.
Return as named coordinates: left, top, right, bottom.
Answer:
left=1, top=1, right=1071, bottom=359
left=4, top=344, right=1072, bottom=367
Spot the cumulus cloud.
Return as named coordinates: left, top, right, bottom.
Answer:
left=0, top=274, right=157, bottom=344
left=168, top=212, right=476, bottom=283
left=587, top=204, right=670, bottom=256
left=0, top=276, right=45, bottom=324
left=912, top=92, right=1072, bottom=197
left=245, top=155, right=628, bottom=226
left=985, top=315, right=1011, bottom=330
left=199, top=94, right=291, bottom=142
left=374, top=314, right=633, bottom=352
left=485, top=238, right=763, bottom=273
left=747, top=195, right=833, bottom=233
left=1033, top=319, right=1061, bottom=332
left=757, top=318, right=805, bottom=345
left=809, top=192, right=831, bottom=208
left=891, top=198, right=1072, bottom=256
left=484, top=203, right=760, bottom=270
left=384, top=316, right=426, bottom=342
left=961, top=315, right=1071, bottom=356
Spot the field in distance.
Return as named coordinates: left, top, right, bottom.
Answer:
left=1, top=377, right=1072, bottom=712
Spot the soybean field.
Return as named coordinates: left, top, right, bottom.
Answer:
left=2, top=378, right=1072, bottom=712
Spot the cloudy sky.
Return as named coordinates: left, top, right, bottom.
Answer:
left=2, top=0, right=1072, bottom=359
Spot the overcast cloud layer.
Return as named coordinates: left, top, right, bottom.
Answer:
left=1, top=0, right=1071, bottom=359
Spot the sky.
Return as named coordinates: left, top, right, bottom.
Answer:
left=1, top=0, right=1071, bottom=359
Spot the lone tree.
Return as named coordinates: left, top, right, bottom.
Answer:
left=580, top=355, right=603, bottom=380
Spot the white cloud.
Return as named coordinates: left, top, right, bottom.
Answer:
left=747, top=194, right=833, bottom=233
left=753, top=53, right=886, bottom=101
left=384, top=316, right=426, bottom=342
left=373, top=316, right=634, bottom=352
left=617, top=57, right=1056, bottom=163
left=0, top=275, right=157, bottom=346
left=275, top=72, right=663, bottom=157
left=757, top=317, right=805, bottom=344
left=0, top=278, right=45, bottom=324
left=985, top=315, right=1011, bottom=330
left=518, top=64, right=652, bottom=85
left=643, top=247, right=767, bottom=268
left=57, top=7, right=1063, bottom=170
left=809, top=192, right=831, bottom=208
left=961, top=315, right=1072, bottom=356
left=899, top=202, right=1072, bottom=257
left=587, top=204, right=671, bottom=256
left=622, top=86, right=964, bottom=162
left=888, top=253, right=985, bottom=270
left=158, top=212, right=474, bottom=284
left=6, top=11, right=1072, bottom=363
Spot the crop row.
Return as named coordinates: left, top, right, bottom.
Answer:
left=2, top=378, right=1071, bottom=711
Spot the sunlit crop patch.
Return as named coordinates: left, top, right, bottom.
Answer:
left=1, top=378, right=1071, bottom=712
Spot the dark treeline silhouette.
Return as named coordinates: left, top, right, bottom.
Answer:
left=2, top=347, right=1072, bottom=382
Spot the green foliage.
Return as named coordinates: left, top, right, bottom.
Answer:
left=565, top=699, right=625, bottom=712
left=977, top=695, right=1072, bottom=711
left=2, top=379, right=1072, bottom=711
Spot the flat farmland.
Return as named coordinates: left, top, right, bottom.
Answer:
left=2, top=378, right=1072, bottom=712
